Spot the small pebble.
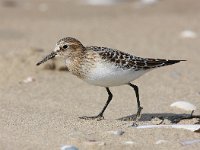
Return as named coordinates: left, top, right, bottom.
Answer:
left=137, top=124, right=200, bottom=132
left=180, top=139, right=200, bottom=145
left=123, top=141, right=135, bottom=145
left=140, top=0, right=158, bottom=5
left=151, top=117, right=163, bottom=125
left=155, top=140, right=168, bottom=144
left=84, top=0, right=128, bottom=5
left=108, top=130, right=125, bottom=136
left=22, top=77, right=35, bottom=83
left=134, top=0, right=158, bottom=9
left=170, top=101, right=196, bottom=112
left=84, top=141, right=105, bottom=146
left=61, top=145, right=78, bottom=150
left=85, top=0, right=115, bottom=5
left=180, top=30, right=197, bottom=38
left=194, top=128, right=200, bottom=133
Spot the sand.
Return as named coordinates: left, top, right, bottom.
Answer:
left=0, top=0, right=200, bottom=149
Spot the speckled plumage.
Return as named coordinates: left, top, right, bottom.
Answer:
left=66, top=44, right=184, bottom=86
left=87, top=46, right=183, bottom=70
left=36, top=37, right=186, bottom=123
left=37, top=37, right=185, bottom=86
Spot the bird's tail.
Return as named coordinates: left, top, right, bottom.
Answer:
left=138, top=58, right=186, bottom=69
left=158, top=59, right=186, bottom=66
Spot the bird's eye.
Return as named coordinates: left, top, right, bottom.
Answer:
left=63, top=45, right=68, bottom=49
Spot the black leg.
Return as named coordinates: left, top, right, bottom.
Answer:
left=79, top=87, right=113, bottom=121
left=128, top=83, right=143, bottom=126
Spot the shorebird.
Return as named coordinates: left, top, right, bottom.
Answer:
left=36, top=37, right=185, bottom=125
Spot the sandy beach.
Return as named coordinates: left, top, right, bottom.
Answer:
left=0, top=0, right=200, bottom=149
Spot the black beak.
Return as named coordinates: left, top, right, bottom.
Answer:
left=36, top=51, right=57, bottom=66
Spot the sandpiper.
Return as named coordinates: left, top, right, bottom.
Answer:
left=36, top=37, right=185, bottom=125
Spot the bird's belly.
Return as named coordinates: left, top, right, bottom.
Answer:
left=83, top=62, right=148, bottom=87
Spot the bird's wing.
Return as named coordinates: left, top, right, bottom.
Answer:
left=87, top=46, right=185, bottom=70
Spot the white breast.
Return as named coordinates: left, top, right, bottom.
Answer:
left=84, top=61, right=149, bottom=87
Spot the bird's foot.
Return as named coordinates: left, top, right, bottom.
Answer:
left=131, top=121, right=139, bottom=127
left=79, top=114, right=104, bottom=121
left=132, top=106, right=143, bottom=127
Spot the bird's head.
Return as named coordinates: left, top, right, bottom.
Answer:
left=36, top=37, right=84, bottom=66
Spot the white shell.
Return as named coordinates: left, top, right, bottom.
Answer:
left=170, top=101, right=196, bottom=111
left=180, top=30, right=197, bottom=38
left=84, top=141, right=105, bottom=146
left=107, top=130, right=125, bottom=136
left=123, top=141, right=135, bottom=145
left=137, top=124, right=200, bottom=132
left=155, top=140, right=168, bottom=144
left=84, top=0, right=124, bottom=5
left=140, top=0, right=158, bottom=5
left=180, top=139, right=200, bottom=145
left=22, top=76, right=35, bottom=83
left=61, top=145, right=78, bottom=150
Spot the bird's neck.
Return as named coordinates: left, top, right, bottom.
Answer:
left=65, top=47, right=87, bottom=79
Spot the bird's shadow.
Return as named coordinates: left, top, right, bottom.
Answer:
left=118, top=113, right=200, bottom=124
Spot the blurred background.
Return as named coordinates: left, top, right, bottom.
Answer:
left=0, top=0, right=199, bottom=149
left=0, top=0, right=199, bottom=86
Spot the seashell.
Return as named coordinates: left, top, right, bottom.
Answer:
left=84, top=0, right=128, bottom=5
left=180, top=30, right=197, bottom=38
left=137, top=124, right=200, bottom=132
left=140, top=0, right=158, bottom=5
left=170, top=101, right=196, bottom=111
left=155, top=140, right=168, bottom=144
left=22, top=76, right=35, bottom=83
left=108, top=130, right=125, bottom=136
left=151, top=117, right=163, bottom=125
left=84, top=141, right=105, bottom=146
left=123, top=141, right=135, bottom=145
left=180, top=139, right=200, bottom=145
left=61, top=145, right=79, bottom=150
